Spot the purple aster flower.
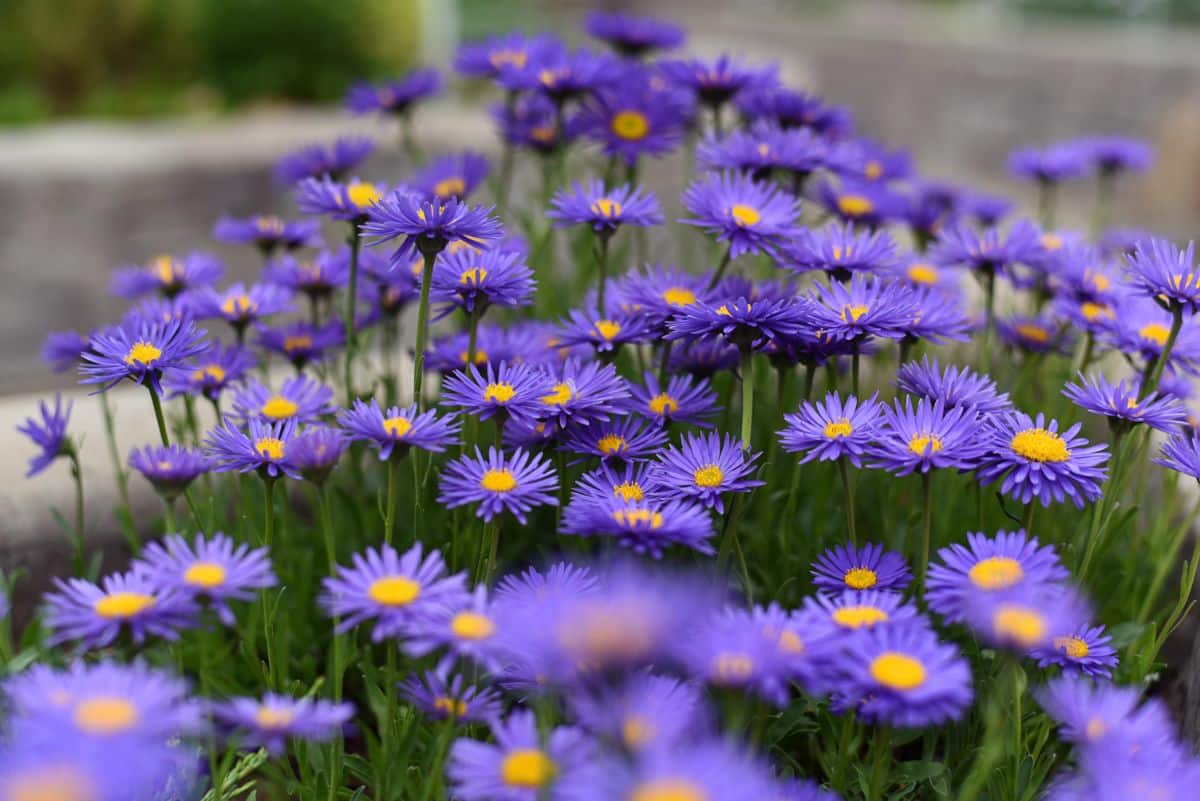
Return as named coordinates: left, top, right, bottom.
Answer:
left=978, top=411, right=1109, bottom=508
left=1155, top=434, right=1200, bottom=480
left=1036, top=675, right=1174, bottom=752
left=624, top=371, right=718, bottom=428
left=439, top=446, right=558, bottom=523
left=492, top=92, right=574, bottom=155
left=135, top=532, right=274, bottom=626
left=412, top=150, right=490, bottom=202
left=214, top=693, right=353, bottom=755
left=568, top=673, right=704, bottom=752
left=400, top=669, right=501, bottom=724
left=815, top=179, right=905, bottom=228
left=698, top=120, right=830, bottom=179
left=870, top=397, right=988, bottom=476
left=561, top=495, right=715, bottom=557
left=812, top=542, right=912, bottom=593
left=612, top=264, right=714, bottom=330
left=1081, top=135, right=1154, bottom=174
left=925, top=529, right=1069, bottom=623
left=1064, top=372, right=1187, bottom=433
left=295, top=175, right=386, bottom=222
left=807, top=274, right=918, bottom=343
left=404, top=584, right=500, bottom=667
left=17, top=394, right=72, bottom=478
left=41, top=329, right=91, bottom=373
left=232, top=375, right=334, bottom=424
left=212, top=215, right=321, bottom=253
left=779, top=391, right=883, bottom=468
left=680, top=171, right=800, bottom=259
left=784, top=221, right=897, bottom=279
left=454, top=32, right=554, bottom=79
left=577, top=83, right=688, bottom=166
left=584, top=10, right=685, bottom=57
left=448, top=710, right=593, bottom=801
left=830, top=621, right=972, bottom=727
left=900, top=179, right=965, bottom=245
left=896, top=357, right=1011, bottom=416
left=1124, top=237, right=1200, bottom=314
left=537, top=358, right=629, bottom=430
left=1106, top=298, right=1200, bottom=376
left=670, top=340, right=741, bottom=377
left=122, top=295, right=193, bottom=328
left=1008, top=143, right=1090, bottom=184
left=897, top=287, right=973, bottom=346
left=962, top=582, right=1091, bottom=654
left=256, top=321, right=344, bottom=370
left=963, top=190, right=1014, bottom=226
left=1052, top=293, right=1118, bottom=336
left=737, top=86, right=854, bottom=138
left=431, top=246, right=535, bottom=316
left=163, top=342, right=256, bottom=402
left=568, top=462, right=659, bottom=510
left=0, top=737, right=187, bottom=801
left=204, top=418, right=300, bottom=480
left=110, top=252, right=222, bottom=299
left=835, top=137, right=914, bottom=183
left=338, top=399, right=460, bottom=460
left=187, top=282, right=294, bottom=333
left=668, top=296, right=808, bottom=352
left=802, top=589, right=921, bottom=632
left=320, top=542, right=465, bottom=641
left=677, top=607, right=792, bottom=705
left=591, top=737, right=777, bottom=801
left=559, top=415, right=669, bottom=463
left=548, top=180, right=663, bottom=234
left=364, top=192, right=504, bottom=261
left=1030, top=623, right=1118, bottom=679
left=273, top=136, right=374, bottom=184
left=930, top=218, right=1042, bottom=279
left=996, top=314, right=1069, bottom=354
left=442, top=361, right=552, bottom=427
left=345, top=67, right=441, bottom=116
left=44, top=571, right=197, bottom=649
left=649, top=432, right=763, bottom=513
left=127, top=444, right=209, bottom=499
left=80, top=317, right=208, bottom=394
left=263, top=249, right=350, bottom=298
left=558, top=306, right=656, bottom=354
left=660, top=54, right=776, bottom=108
left=288, top=425, right=346, bottom=485
left=497, top=43, right=616, bottom=101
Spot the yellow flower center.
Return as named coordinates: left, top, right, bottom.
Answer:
left=729, top=204, right=761, bottom=227
left=530, top=125, right=556, bottom=143
left=281, top=333, right=313, bottom=354
left=1172, top=273, right=1200, bottom=292
left=597, top=434, right=627, bottom=455
left=433, top=696, right=468, bottom=718
left=864, top=160, right=884, bottom=180
left=823, top=419, right=854, bottom=439
left=837, top=194, right=874, bottom=217
left=383, top=416, right=413, bottom=438
left=451, top=611, right=496, bottom=640
left=591, top=198, right=624, bottom=218
left=841, top=304, right=869, bottom=323
left=433, top=177, right=466, bottom=198
left=483, top=382, right=516, bottom=403
left=621, top=715, right=654, bottom=748
left=1084, top=717, right=1107, bottom=741
left=4, top=767, right=97, bottom=801
left=1009, top=428, right=1070, bottom=462
left=459, top=349, right=489, bottom=366
left=261, top=395, right=299, bottom=420
left=92, top=592, right=155, bottom=619
left=1041, top=232, right=1064, bottom=251
left=500, top=749, right=557, bottom=788
left=993, top=604, right=1047, bottom=648
left=195, top=364, right=226, bottom=383
left=612, top=508, right=663, bottom=529
left=480, top=468, right=518, bottom=493
left=221, top=294, right=256, bottom=317
left=908, top=434, right=943, bottom=455
left=1015, top=323, right=1050, bottom=344
left=648, top=393, right=679, bottom=416
left=831, top=604, right=888, bottom=629
left=459, top=267, right=487, bottom=286
left=869, top=652, right=927, bottom=691
left=151, top=255, right=178, bottom=285
left=1054, top=635, right=1090, bottom=659
left=183, top=562, right=227, bottom=589
left=256, top=215, right=284, bottom=234
left=1139, top=322, right=1170, bottom=347
left=907, top=263, right=939, bottom=285
left=844, top=567, right=878, bottom=589
left=346, top=182, right=381, bottom=209
left=661, top=287, right=697, bottom=306
left=490, top=49, right=527, bottom=69
left=595, top=320, right=622, bottom=340
left=125, top=342, right=162, bottom=366
left=778, top=629, right=805, bottom=654
left=255, top=437, right=285, bottom=460
left=630, top=779, right=708, bottom=801
left=1080, top=301, right=1113, bottom=322
left=613, top=481, right=644, bottom=502
left=611, top=110, right=650, bottom=141
left=542, top=383, right=573, bottom=406
left=712, top=652, right=754, bottom=683
left=73, top=697, right=139, bottom=735
left=255, top=705, right=294, bottom=729
left=693, top=464, right=724, bottom=488
left=968, top=556, right=1024, bottom=590
left=367, top=576, right=421, bottom=607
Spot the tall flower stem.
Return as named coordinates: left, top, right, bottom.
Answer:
left=851, top=349, right=861, bottom=396
left=657, top=341, right=674, bottom=383
left=162, top=497, right=177, bottom=535
left=838, top=457, right=858, bottom=547
left=66, top=450, right=86, bottom=575
left=343, top=224, right=361, bottom=407
left=920, top=471, right=934, bottom=585
left=1036, top=179, right=1057, bottom=230
left=98, top=393, right=135, bottom=536
left=412, top=246, right=443, bottom=411
left=1090, top=172, right=1115, bottom=238
left=465, top=306, right=483, bottom=369
left=709, top=245, right=734, bottom=289
left=382, top=314, right=399, bottom=407
left=384, top=457, right=399, bottom=546
left=801, top=361, right=817, bottom=402
left=865, top=726, right=891, bottom=801
left=377, top=645, right=399, bottom=799
left=1142, top=305, right=1184, bottom=398
left=959, top=659, right=1020, bottom=801
left=980, top=269, right=997, bottom=375
left=739, top=347, right=755, bottom=450
left=1021, top=502, right=1035, bottom=534
left=315, top=484, right=344, bottom=801
left=148, top=386, right=170, bottom=447
left=594, top=233, right=612, bottom=314
left=260, top=477, right=278, bottom=688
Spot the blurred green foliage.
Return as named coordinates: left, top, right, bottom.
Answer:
left=0, top=0, right=420, bottom=125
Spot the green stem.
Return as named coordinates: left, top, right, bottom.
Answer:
left=595, top=233, right=611, bottom=314
left=1137, top=494, right=1200, bottom=623
left=412, top=247, right=442, bottom=411
left=1021, top=502, right=1035, bottom=534
left=378, top=644, right=399, bottom=798
left=708, top=245, right=734, bottom=289
left=1143, top=305, right=1184, bottom=398
left=980, top=268, right=996, bottom=375
left=417, top=717, right=457, bottom=801
left=384, top=456, right=399, bottom=546
left=1036, top=179, right=1057, bottom=231
left=920, top=471, right=934, bottom=586
left=98, top=393, right=134, bottom=533
left=657, top=340, right=674, bottom=383
left=343, top=224, right=361, bottom=407
left=148, top=386, right=170, bottom=446
left=838, top=457, right=858, bottom=547
left=739, top=348, right=755, bottom=450
left=801, top=361, right=816, bottom=402
left=866, top=726, right=891, bottom=801
left=260, top=477, right=278, bottom=688
left=162, top=497, right=177, bottom=534
left=851, top=349, right=861, bottom=396
left=1090, top=172, right=1115, bottom=238
left=68, top=451, right=86, bottom=575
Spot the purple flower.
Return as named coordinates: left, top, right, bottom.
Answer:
left=814, top=179, right=905, bottom=227
left=997, top=314, right=1069, bottom=355
left=17, top=394, right=72, bottom=477
left=364, top=193, right=504, bottom=261
left=187, top=282, right=295, bottom=332
left=668, top=296, right=808, bottom=352
left=558, top=307, right=656, bottom=353
left=680, top=171, right=800, bottom=259
left=345, top=68, right=442, bottom=115
left=163, top=343, right=256, bottom=402
left=454, top=32, right=555, bottom=79
left=737, top=86, right=853, bottom=137
left=42, top=329, right=91, bottom=373
left=660, top=54, right=777, bottom=107
left=0, top=737, right=187, bottom=801
left=295, top=175, right=386, bottom=222
left=1036, top=675, right=1174, bottom=752
left=448, top=710, right=593, bottom=801
left=110, top=252, right=222, bottom=299
left=623, top=371, right=719, bottom=428
left=338, top=399, right=460, bottom=459
left=789, top=223, right=896, bottom=281
left=828, top=621, right=972, bottom=727
left=212, top=215, right=321, bottom=253
left=584, top=10, right=685, bottom=57
left=590, top=737, right=777, bottom=801
left=807, top=274, right=919, bottom=342
left=1081, top=135, right=1154, bottom=174
left=492, top=93, right=573, bottom=154
left=802, top=589, right=921, bottom=632
left=536, top=358, right=629, bottom=430
left=1008, top=143, right=1090, bottom=183
left=1155, top=434, right=1200, bottom=480
left=288, top=426, right=346, bottom=484
left=80, top=317, right=208, bottom=394
left=925, top=529, right=1069, bottom=623
left=412, top=150, right=490, bottom=202
left=1030, top=623, right=1118, bottom=679
left=896, top=357, right=1011, bottom=416
left=135, top=532, right=275, bottom=626
left=577, top=84, right=688, bottom=166
left=1124, top=237, right=1200, bottom=314
left=559, top=415, right=669, bottom=463
left=677, top=607, right=794, bottom=705
left=977, top=411, right=1109, bottom=508
left=561, top=495, right=715, bottom=557
left=498, top=44, right=615, bottom=100
left=274, top=136, right=374, bottom=184
left=649, top=432, right=763, bottom=513
left=213, top=693, right=353, bottom=755
left=898, top=287, right=973, bottom=345
left=204, top=418, right=300, bottom=480
left=612, top=264, right=714, bottom=329
left=931, top=218, right=1042, bottom=278
left=962, top=582, right=1091, bottom=654
left=127, top=444, right=209, bottom=499
left=432, top=246, right=535, bottom=315
left=45, top=571, right=197, bottom=649
left=568, top=462, right=659, bottom=508
left=232, top=375, right=334, bottom=424
left=569, top=673, right=703, bottom=752
left=441, top=361, right=553, bottom=427
left=404, top=585, right=500, bottom=667
left=1064, top=372, right=1187, bottom=433
left=439, top=447, right=558, bottom=523
left=263, top=249, right=350, bottom=297
left=548, top=180, right=663, bottom=233
left=779, top=392, right=883, bottom=467
left=256, top=321, right=344, bottom=369
left=698, top=121, right=829, bottom=178
left=812, top=542, right=912, bottom=593
left=1106, top=298, right=1200, bottom=376
left=870, top=397, right=988, bottom=476
left=399, top=669, right=502, bottom=724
